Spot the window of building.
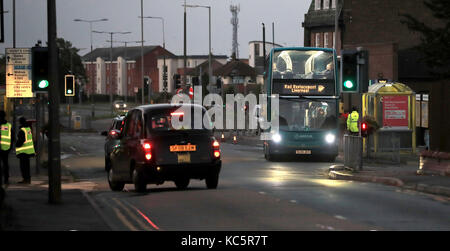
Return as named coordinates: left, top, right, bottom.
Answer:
left=323, top=0, right=330, bottom=10
left=255, top=43, right=260, bottom=57
left=315, top=0, right=322, bottom=10
left=331, top=0, right=336, bottom=9
left=324, top=32, right=329, bottom=48
left=315, top=33, right=321, bottom=48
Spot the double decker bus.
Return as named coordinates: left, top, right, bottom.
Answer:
left=263, top=47, right=339, bottom=161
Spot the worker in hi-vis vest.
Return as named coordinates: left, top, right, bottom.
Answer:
left=346, top=106, right=360, bottom=135
left=16, top=117, right=35, bottom=184
left=0, top=110, right=13, bottom=185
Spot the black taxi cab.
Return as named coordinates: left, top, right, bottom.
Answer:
left=106, top=104, right=221, bottom=192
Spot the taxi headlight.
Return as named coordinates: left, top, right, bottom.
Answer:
left=325, top=133, right=336, bottom=144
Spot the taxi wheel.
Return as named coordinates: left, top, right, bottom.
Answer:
left=175, top=177, right=190, bottom=190
left=205, top=173, right=219, bottom=189
left=133, top=169, right=147, bottom=193
left=108, top=168, right=125, bottom=192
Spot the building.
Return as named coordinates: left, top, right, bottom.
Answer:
left=156, top=55, right=228, bottom=93
left=302, top=0, right=450, bottom=152
left=82, top=45, right=174, bottom=97
left=302, top=0, right=339, bottom=52
left=215, top=58, right=257, bottom=94
left=248, top=41, right=282, bottom=85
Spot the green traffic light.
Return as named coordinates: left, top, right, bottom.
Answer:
left=38, top=80, right=49, bottom=89
left=344, top=80, right=354, bottom=89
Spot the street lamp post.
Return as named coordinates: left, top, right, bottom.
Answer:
left=183, top=4, right=212, bottom=92
left=93, top=30, right=131, bottom=109
left=142, top=16, right=167, bottom=98
left=74, top=18, right=108, bottom=98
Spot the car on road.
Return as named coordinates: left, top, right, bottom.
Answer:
left=101, top=115, right=125, bottom=171
left=106, top=104, right=222, bottom=192
left=113, top=100, right=128, bottom=114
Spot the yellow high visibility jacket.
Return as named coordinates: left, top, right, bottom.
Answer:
left=16, top=127, right=35, bottom=155
left=347, top=111, right=359, bottom=133
left=1, top=122, right=12, bottom=151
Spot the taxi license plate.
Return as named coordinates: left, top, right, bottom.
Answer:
left=296, top=150, right=311, bottom=155
left=170, top=144, right=197, bottom=152
left=177, top=153, right=191, bottom=163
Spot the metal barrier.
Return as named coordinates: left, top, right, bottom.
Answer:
left=344, top=134, right=363, bottom=170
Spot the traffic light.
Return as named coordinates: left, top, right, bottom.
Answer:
left=361, top=122, right=369, bottom=137
left=341, top=50, right=358, bottom=93
left=32, top=47, right=49, bottom=92
left=144, top=76, right=150, bottom=86
left=65, top=75, right=75, bottom=96
left=174, top=74, right=181, bottom=89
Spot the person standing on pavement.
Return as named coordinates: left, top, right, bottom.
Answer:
left=16, top=117, right=35, bottom=184
left=346, top=106, right=360, bottom=136
left=0, top=110, right=13, bottom=186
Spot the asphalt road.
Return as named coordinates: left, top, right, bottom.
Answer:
left=60, top=130, right=450, bottom=231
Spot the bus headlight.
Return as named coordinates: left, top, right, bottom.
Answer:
left=272, top=133, right=282, bottom=143
left=325, top=133, right=335, bottom=144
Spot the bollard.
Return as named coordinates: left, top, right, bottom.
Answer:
left=233, top=135, right=237, bottom=144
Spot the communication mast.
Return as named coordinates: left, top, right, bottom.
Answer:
left=230, top=4, right=240, bottom=59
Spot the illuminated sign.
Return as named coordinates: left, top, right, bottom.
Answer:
left=272, top=79, right=335, bottom=96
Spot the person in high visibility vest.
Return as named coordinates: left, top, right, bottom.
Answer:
left=0, top=111, right=13, bottom=185
left=346, top=106, right=360, bottom=135
left=16, top=117, right=35, bottom=184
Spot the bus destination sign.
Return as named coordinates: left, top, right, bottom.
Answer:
left=272, top=79, right=335, bottom=96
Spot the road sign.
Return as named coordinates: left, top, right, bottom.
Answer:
left=5, top=48, right=33, bottom=98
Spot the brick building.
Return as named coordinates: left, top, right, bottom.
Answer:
left=82, top=45, right=174, bottom=97
left=303, top=0, right=450, bottom=151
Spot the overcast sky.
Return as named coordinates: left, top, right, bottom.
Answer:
left=0, top=0, right=311, bottom=58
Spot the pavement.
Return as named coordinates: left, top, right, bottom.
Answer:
left=1, top=132, right=449, bottom=231
left=0, top=156, right=110, bottom=231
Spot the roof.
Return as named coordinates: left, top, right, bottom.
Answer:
left=81, top=45, right=171, bottom=61
left=367, top=82, right=414, bottom=94
left=214, top=59, right=256, bottom=77
left=159, top=54, right=228, bottom=60
left=248, top=41, right=283, bottom=47
left=185, top=59, right=224, bottom=76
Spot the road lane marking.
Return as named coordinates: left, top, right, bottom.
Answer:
left=334, top=215, right=347, bottom=220
left=290, top=200, right=297, bottom=203
left=112, top=198, right=153, bottom=231
left=121, top=199, right=160, bottom=230
left=112, top=207, right=138, bottom=231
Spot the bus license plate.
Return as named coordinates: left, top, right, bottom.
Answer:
left=296, top=150, right=311, bottom=155
left=178, top=153, right=191, bottom=163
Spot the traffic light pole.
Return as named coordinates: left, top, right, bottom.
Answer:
left=47, top=0, right=61, bottom=204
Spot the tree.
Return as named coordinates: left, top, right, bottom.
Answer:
left=401, top=0, right=450, bottom=77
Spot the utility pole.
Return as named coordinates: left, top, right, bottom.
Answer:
left=262, top=23, right=266, bottom=71
left=47, top=0, right=61, bottom=204
left=141, top=0, right=145, bottom=104
left=183, top=0, right=187, bottom=91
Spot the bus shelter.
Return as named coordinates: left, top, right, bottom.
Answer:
left=362, top=82, right=416, bottom=155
